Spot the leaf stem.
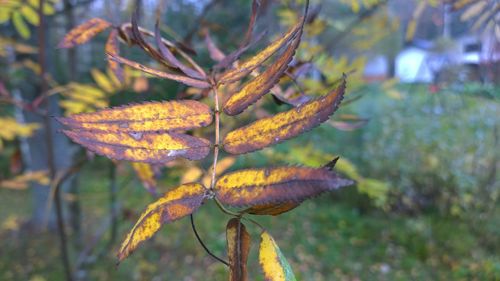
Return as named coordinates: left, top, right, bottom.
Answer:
left=210, top=86, right=220, bottom=191
left=214, top=197, right=240, bottom=217
left=190, top=214, right=229, bottom=266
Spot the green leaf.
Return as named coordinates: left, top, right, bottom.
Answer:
left=12, top=11, right=30, bottom=39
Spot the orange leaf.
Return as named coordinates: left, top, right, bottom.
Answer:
left=58, top=101, right=212, bottom=133
left=58, top=18, right=111, bottom=48
left=226, top=218, right=251, bottom=281
left=215, top=167, right=353, bottom=207
left=219, top=19, right=304, bottom=84
left=118, top=183, right=207, bottom=261
left=105, top=29, right=124, bottom=82
left=223, top=27, right=303, bottom=116
left=223, top=77, right=346, bottom=154
left=63, top=130, right=210, bottom=164
left=107, top=53, right=210, bottom=89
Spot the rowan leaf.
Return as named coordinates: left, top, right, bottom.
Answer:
left=57, top=100, right=212, bottom=132
left=105, top=29, right=124, bottom=82
left=107, top=53, right=210, bottom=89
left=154, top=21, right=205, bottom=80
left=259, top=231, right=296, bottom=281
left=223, top=25, right=303, bottom=116
left=243, top=202, right=300, bottom=216
left=226, top=218, right=251, bottom=281
left=215, top=167, right=353, bottom=207
left=223, top=78, right=346, bottom=154
left=204, top=29, right=226, bottom=62
left=131, top=162, right=157, bottom=195
left=219, top=19, right=304, bottom=84
left=62, top=130, right=211, bottom=164
left=118, top=183, right=207, bottom=261
left=58, top=18, right=112, bottom=48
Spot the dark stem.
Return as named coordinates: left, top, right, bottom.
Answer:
left=108, top=162, right=118, bottom=248
left=190, top=214, right=229, bottom=267
left=39, top=0, right=72, bottom=280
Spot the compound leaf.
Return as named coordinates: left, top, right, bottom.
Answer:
left=118, top=183, right=207, bottom=261
left=215, top=167, right=353, bottom=207
left=58, top=100, right=212, bottom=132
left=227, top=218, right=251, bottom=281
left=63, top=130, right=210, bottom=164
left=223, top=78, right=346, bottom=154
left=259, top=231, right=296, bottom=281
left=58, top=18, right=111, bottom=48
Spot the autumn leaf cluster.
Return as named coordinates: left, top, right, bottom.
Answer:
left=57, top=0, right=354, bottom=279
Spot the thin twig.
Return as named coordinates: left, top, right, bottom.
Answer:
left=190, top=214, right=229, bottom=266
left=39, top=0, right=72, bottom=279
left=210, top=85, right=220, bottom=191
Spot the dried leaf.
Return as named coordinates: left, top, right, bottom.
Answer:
left=215, top=167, right=353, bottom=207
left=219, top=19, right=304, bottom=84
left=223, top=26, right=303, bottom=116
left=58, top=18, right=112, bottom=48
left=118, top=183, right=207, bottom=261
left=105, top=29, right=124, bottom=82
left=204, top=29, right=226, bottom=62
left=107, top=53, right=210, bottom=89
left=223, top=78, right=346, bottom=154
left=226, top=218, right=251, bottom=281
left=155, top=22, right=205, bottom=80
left=63, top=130, right=210, bottom=164
left=58, top=100, right=212, bottom=132
left=259, top=231, right=296, bottom=281
left=131, top=162, right=157, bottom=195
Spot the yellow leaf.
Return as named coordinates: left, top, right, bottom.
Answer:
left=219, top=18, right=304, bottom=84
left=118, top=183, right=207, bottom=261
left=259, top=231, right=296, bottom=281
left=0, top=170, right=49, bottom=190
left=58, top=100, right=213, bottom=133
left=58, top=18, right=111, bottom=48
left=12, top=11, right=30, bottom=39
left=63, top=130, right=211, bottom=164
left=223, top=78, right=346, bottom=154
left=215, top=167, right=353, bottom=207
left=91, top=68, right=115, bottom=93
left=180, top=166, right=203, bottom=184
left=223, top=26, right=303, bottom=116
left=131, top=162, right=157, bottom=193
left=20, top=5, right=39, bottom=25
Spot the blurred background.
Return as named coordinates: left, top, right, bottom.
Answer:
left=0, top=0, right=499, bottom=280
